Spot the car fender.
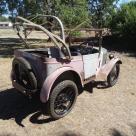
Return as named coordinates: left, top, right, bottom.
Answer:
left=96, top=57, right=122, bottom=81
left=40, top=67, right=83, bottom=103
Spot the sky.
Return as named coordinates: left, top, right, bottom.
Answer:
left=118, top=0, right=135, bottom=5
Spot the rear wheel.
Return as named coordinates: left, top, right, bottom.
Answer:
left=48, top=80, right=78, bottom=119
left=107, top=63, right=120, bottom=87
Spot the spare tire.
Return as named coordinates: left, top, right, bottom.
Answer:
left=12, top=57, right=37, bottom=93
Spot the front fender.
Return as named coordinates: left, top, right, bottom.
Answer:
left=96, top=57, right=122, bottom=81
left=40, top=67, right=83, bottom=103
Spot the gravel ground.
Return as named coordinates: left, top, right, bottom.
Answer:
left=0, top=29, right=136, bottom=136
left=0, top=52, right=136, bottom=136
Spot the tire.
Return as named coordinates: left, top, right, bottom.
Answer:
left=12, top=57, right=37, bottom=92
left=48, top=80, right=78, bottom=119
left=107, top=63, right=120, bottom=87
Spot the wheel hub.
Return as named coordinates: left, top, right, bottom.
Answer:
left=54, top=88, right=75, bottom=115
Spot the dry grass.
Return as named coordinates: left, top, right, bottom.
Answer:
left=0, top=29, right=136, bottom=136
left=0, top=29, right=48, bottom=39
left=0, top=58, right=12, bottom=89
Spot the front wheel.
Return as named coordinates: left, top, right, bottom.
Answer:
left=107, top=63, right=120, bottom=87
left=48, top=80, right=78, bottom=119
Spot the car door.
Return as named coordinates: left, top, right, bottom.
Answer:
left=83, top=53, right=99, bottom=79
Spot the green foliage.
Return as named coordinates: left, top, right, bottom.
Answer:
left=1, top=0, right=90, bottom=28
left=89, top=0, right=119, bottom=28
left=55, top=0, right=90, bottom=28
left=0, top=0, right=7, bottom=15
left=0, top=16, right=9, bottom=21
left=5, top=0, right=41, bottom=17
left=109, top=1, right=136, bottom=37
left=70, top=31, right=81, bottom=37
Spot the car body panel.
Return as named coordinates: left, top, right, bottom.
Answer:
left=12, top=47, right=122, bottom=103
left=40, top=67, right=83, bottom=103
left=14, top=49, right=84, bottom=83
left=96, top=58, right=122, bottom=81
left=11, top=16, right=122, bottom=104
left=83, top=53, right=99, bottom=79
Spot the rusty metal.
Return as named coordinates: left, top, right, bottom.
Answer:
left=12, top=15, right=122, bottom=104
left=66, top=25, right=103, bottom=47
left=14, top=16, right=72, bottom=60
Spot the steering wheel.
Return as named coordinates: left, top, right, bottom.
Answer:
left=79, top=41, right=94, bottom=54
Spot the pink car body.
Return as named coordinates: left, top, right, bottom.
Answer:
left=11, top=16, right=122, bottom=104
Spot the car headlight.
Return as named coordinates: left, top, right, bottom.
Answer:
left=109, top=54, right=114, bottom=59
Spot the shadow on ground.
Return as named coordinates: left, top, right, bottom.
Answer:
left=60, top=131, right=82, bottom=136
left=0, top=38, right=22, bottom=45
left=0, top=38, right=23, bottom=57
left=0, top=38, right=47, bottom=58
left=0, top=36, right=136, bottom=58
left=0, top=82, right=107, bottom=127
left=109, top=129, right=128, bottom=136
left=0, top=88, right=54, bottom=127
left=84, top=81, right=109, bottom=94
left=103, top=35, right=136, bottom=58
left=109, top=125, right=136, bottom=136
left=0, top=133, right=17, bottom=136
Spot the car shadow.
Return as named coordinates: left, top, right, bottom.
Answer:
left=0, top=88, right=54, bottom=127
left=60, top=131, right=83, bottom=136
left=109, top=128, right=128, bottom=136
left=84, top=81, right=109, bottom=93
left=29, top=111, right=55, bottom=124
left=93, top=81, right=109, bottom=89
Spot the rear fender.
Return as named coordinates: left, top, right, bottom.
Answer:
left=96, top=58, right=122, bottom=81
left=40, top=67, right=83, bottom=103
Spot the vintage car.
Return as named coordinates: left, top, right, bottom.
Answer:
left=11, top=15, right=122, bottom=119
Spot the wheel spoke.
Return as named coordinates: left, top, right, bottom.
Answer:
left=54, top=87, right=76, bottom=115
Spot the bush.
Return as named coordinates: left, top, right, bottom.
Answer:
left=55, top=0, right=90, bottom=28
left=0, top=16, right=9, bottom=22
left=109, top=1, right=136, bottom=38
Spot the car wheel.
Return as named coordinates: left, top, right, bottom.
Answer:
left=107, top=63, right=120, bottom=87
left=48, top=80, right=78, bottom=119
left=12, top=57, right=37, bottom=92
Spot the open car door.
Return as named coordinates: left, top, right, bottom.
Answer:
left=83, top=51, right=99, bottom=79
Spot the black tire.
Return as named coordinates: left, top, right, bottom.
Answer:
left=12, top=57, right=37, bottom=92
left=48, top=80, right=78, bottom=119
left=107, top=63, right=120, bottom=87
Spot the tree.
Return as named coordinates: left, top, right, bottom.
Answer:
left=55, top=0, right=89, bottom=28
left=2, top=0, right=89, bottom=28
left=24, top=0, right=90, bottom=28
left=0, top=0, right=7, bottom=15
left=5, top=0, right=39, bottom=17
left=88, top=0, right=119, bottom=28
left=109, top=1, right=136, bottom=38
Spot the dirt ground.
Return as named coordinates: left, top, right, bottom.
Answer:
left=0, top=29, right=136, bottom=136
